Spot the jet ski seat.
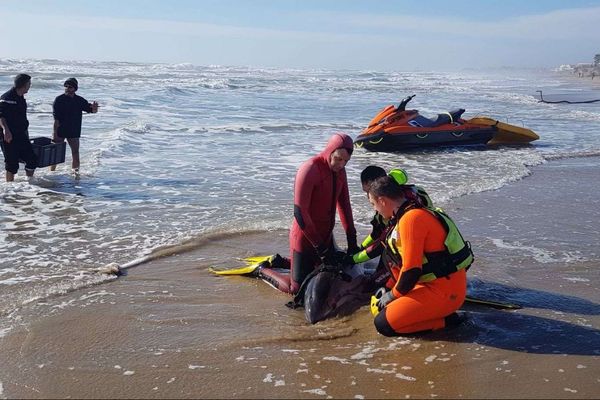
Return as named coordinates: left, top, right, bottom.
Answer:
left=408, top=108, right=466, bottom=128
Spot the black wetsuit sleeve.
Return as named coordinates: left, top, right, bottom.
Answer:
left=0, top=91, right=14, bottom=124
left=0, top=96, right=7, bottom=121
left=0, top=90, right=28, bottom=135
left=395, top=268, right=422, bottom=296
left=370, top=214, right=385, bottom=239
left=53, top=96, right=64, bottom=120
left=80, top=96, right=92, bottom=113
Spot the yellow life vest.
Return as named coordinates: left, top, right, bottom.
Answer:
left=384, top=207, right=473, bottom=282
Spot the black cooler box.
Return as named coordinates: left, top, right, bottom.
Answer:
left=30, top=137, right=66, bottom=167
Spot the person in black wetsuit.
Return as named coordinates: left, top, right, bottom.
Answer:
left=0, top=74, right=36, bottom=182
left=345, top=166, right=411, bottom=266
left=345, top=166, right=433, bottom=281
left=51, top=78, right=98, bottom=174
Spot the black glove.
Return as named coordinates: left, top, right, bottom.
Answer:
left=347, top=234, right=359, bottom=255
left=324, top=250, right=347, bottom=267
left=342, top=253, right=356, bottom=266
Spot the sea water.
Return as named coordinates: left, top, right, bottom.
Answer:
left=1, top=59, right=600, bottom=331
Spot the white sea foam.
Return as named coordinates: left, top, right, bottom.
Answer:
left=424, top=355, right=437, bottom=363
left=395, top=373, right=417, bottom=382
left=302, top=388, right=328, bottom=396
left=366, top=367, right=396, bottom=375
left=567, top=110, right=600, bottom=122
left=350, top=346, right=379, bottom=360
left=490, top=238, right=587, bottom=263
left=323, top=356, right=351, bottom=364
left=564, top=277, right=590, bottom=283
left=262, top=373, right=285, bottom=386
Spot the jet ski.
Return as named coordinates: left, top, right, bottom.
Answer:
left=355, top=95, right=539, bottom=152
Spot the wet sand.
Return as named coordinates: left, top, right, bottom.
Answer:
left=1, top=157, right=599, bottom=399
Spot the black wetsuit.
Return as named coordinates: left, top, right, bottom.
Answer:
left=53, top=94, right=92, bottom=138
left=0, top=88, right=36, bottom=174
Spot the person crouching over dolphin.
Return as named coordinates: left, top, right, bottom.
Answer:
left=258, top=133, right=359, bottom=294
left=367, top=175, right=473, bottom=335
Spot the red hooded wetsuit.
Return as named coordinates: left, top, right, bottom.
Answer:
left=260, top=133, right=357, bottom=294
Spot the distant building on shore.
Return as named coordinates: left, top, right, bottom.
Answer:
left=556, top=62, right=599, bottom=79
left=556, top=64, right=574, bottom=72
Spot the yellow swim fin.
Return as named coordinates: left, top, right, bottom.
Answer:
left=241, top=255, right=273, bottom=264
left=208, top=263, right=263, bottom=276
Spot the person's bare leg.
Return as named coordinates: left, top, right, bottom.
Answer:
left=68, top=138, right=80, bottom=170
left=6, top=171, right=14, bottom=182
left=50, top=137, right=64, bottom=171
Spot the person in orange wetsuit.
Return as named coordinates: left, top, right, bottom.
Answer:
left=367, top=175, right=473, bottom=335
left=259, top=133, right=358, bottom=294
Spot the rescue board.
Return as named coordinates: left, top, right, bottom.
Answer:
left=467, top=116, right=539, bottom=144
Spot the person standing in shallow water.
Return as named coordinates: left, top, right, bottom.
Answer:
left=51, top=77, right=98, bottom=174
left=0, top=74, right=37, bottom=182
left=258, top=133, right=359, bottom=294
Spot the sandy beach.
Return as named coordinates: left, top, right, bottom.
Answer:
left=1, top=155, right=599, bottom=399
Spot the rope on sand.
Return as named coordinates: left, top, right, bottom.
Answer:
left=97, top=255, right=153, bottom=276
left=536, top=90, right=600, bottom=104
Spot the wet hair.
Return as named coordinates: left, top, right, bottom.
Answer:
left=360, top=165, right=386, bottom=184
left=64, top=77, right=78, bottom=90
left=368, top=175, right=406, bottom=200
left=14, top=74, right=31, bottom=89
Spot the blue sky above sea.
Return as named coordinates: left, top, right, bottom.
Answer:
left=1, top=0, right=600, bottom=70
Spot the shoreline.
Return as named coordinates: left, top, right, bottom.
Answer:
left=1, top=155, right=599, bottom=399
left=554, top=69, right=600, bottom=88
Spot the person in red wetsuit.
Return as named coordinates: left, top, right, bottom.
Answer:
left=367, top=175, right=472, bottom=335
left=259, top=133, right=359, bottom=294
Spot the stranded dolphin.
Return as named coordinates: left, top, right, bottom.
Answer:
left=210, top=255, right=387, bottom=324
left=286, top=260, right=389, bottom=324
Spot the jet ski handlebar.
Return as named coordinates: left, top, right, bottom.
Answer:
left=398, top=94, right=416, bottom=111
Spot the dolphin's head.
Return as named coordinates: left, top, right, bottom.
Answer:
left=304, top=271, right=336, bottom=324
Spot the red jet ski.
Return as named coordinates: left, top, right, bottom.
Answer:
left=355, top=95, right=520, bottom=152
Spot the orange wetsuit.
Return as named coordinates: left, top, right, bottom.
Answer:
left=375, top=208, right=467, bottom=335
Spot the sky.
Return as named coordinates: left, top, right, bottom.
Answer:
left=1, top=0, right=600, bottom=71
